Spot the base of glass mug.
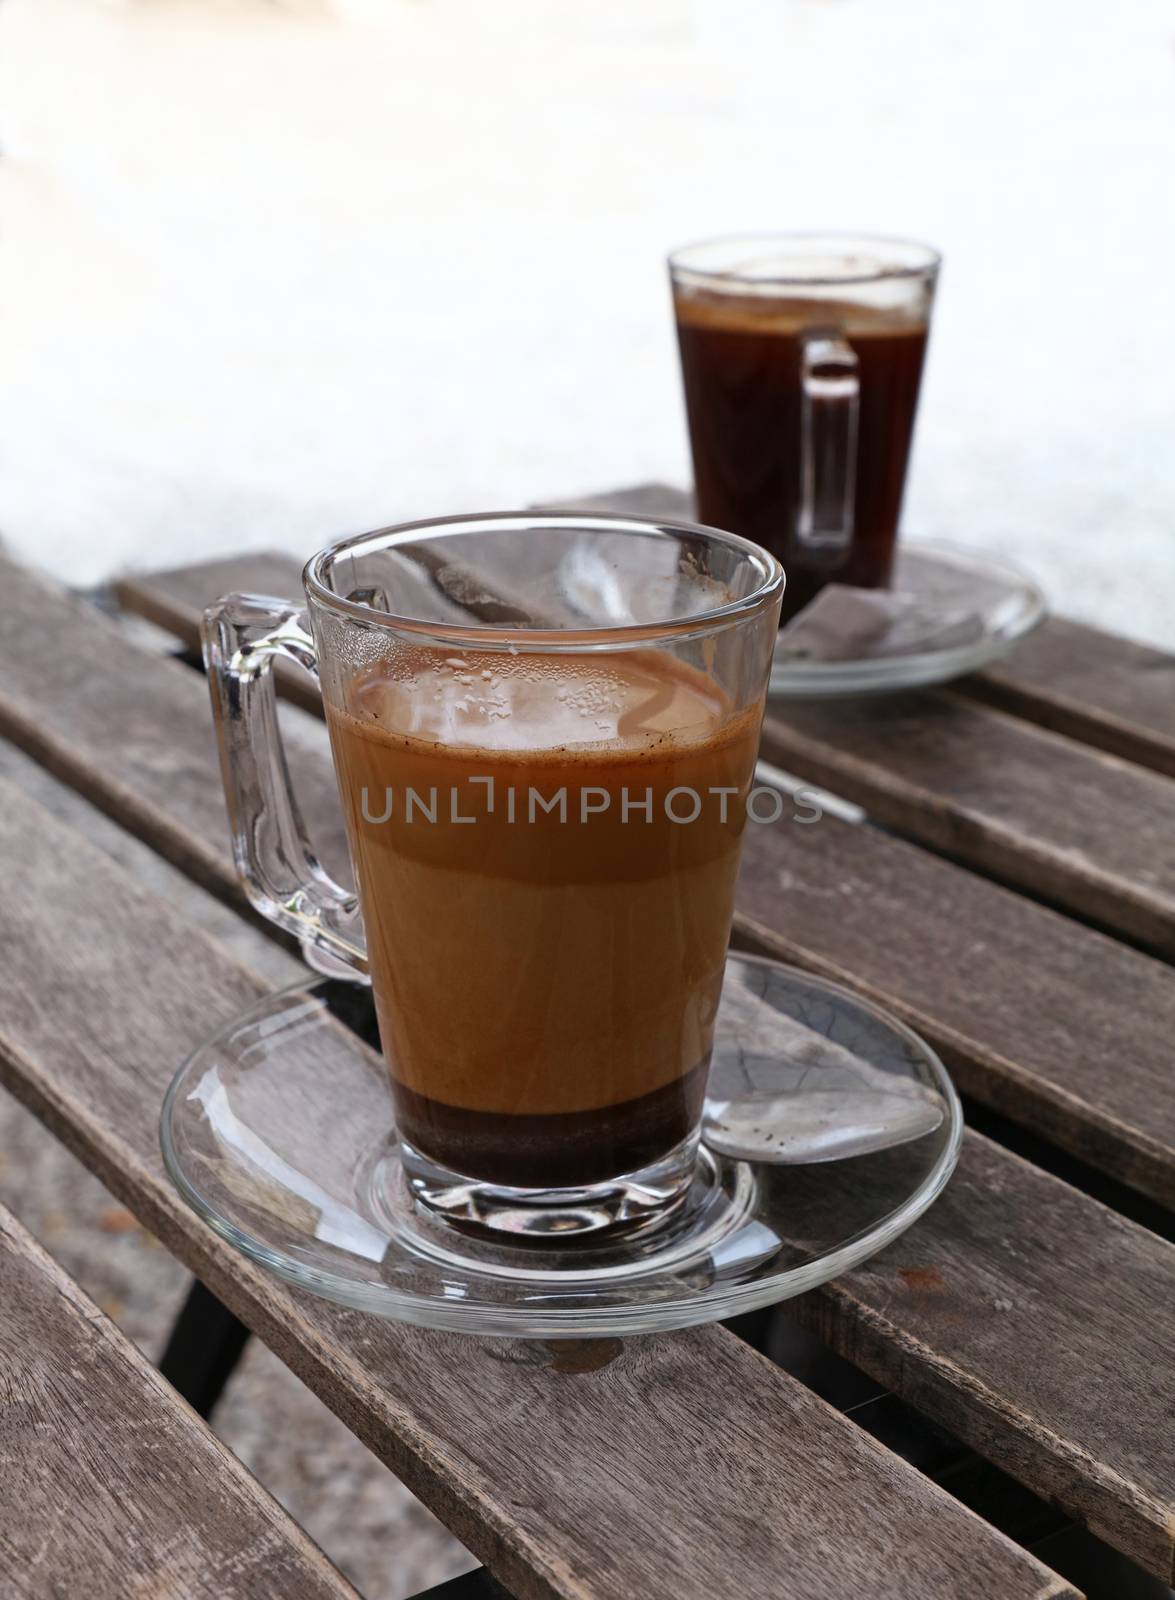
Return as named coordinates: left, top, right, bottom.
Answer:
left=399, top=1134, right=700, bottom=1241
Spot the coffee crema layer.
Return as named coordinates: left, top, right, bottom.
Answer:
left=673, top=289, right=929, bottom=338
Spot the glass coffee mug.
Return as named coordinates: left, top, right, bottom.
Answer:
left=204, top=512, right=783, bottom=1239
left=670, top=233, right=940, bottom=623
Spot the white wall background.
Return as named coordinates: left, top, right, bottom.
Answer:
left=1, top=0, right=1172, bottom=646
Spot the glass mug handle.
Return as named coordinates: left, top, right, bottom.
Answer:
left=797, top=328, right=860, bottom=555
left=202, top=594, right=368, bottom=975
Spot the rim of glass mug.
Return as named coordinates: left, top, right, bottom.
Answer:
left=302, top=510, right=785, bottom=651
left=669, top=232, right=942, bottom=292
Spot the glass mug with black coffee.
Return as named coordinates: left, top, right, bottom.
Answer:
left=204, top=513, right=782, bottom=1239
left=670, top=234, right=940, bottom=622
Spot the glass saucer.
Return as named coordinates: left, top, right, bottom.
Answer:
left=161, top=954, right=961, bottom=1338
left=769, top=541, right=1045, bottom=698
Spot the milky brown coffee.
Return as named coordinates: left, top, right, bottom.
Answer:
left=326, top=643, right=762, bottom=1188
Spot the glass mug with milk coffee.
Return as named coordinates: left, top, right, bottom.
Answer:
left=203, top=513, right=783, bottom=1239
left=670, top=234, right=940, bottom=623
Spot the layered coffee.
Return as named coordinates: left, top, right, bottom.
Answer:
left=675, top=289, right=929, bottom=621
left=326, top=645, right=762, bottom=1188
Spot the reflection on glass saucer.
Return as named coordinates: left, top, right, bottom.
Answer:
left=706, top=959, right=945, bottom=1163
left=161, top=954, right=961, bottom=1338
left=770, top=541, right=1045, bottom=697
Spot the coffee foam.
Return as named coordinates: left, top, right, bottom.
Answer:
left=674, top=286, right=928, bottom=338
left=345, top=646, right=733, bottom=758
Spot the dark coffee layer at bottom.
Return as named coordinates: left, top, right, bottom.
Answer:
left=392, top=1061, right=709, bottom=1189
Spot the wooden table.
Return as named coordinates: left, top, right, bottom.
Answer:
left=0, top=482, right=1171, bottom=1599
left=0, top=1197, right=361, bottom=1597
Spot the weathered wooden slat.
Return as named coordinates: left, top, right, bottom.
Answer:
left=0, top=781, right=1075, bottom=1600
left=114, top=548, right=308, bottom=638
left=790, top=1129, right=1175, bottom=1578
left=4, top=562, right=265, bottom=894
left=100, top=551, right=1175, bottom=1205
left=0, top=554, right=352, bottom=897
left=956, top=617, right=1175, bottom=780
left=0, top=1200, right=357, bottom=1599
left=117, top=550, right=325, bottom=716
left=759, top=694, right=1175, bottom=958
